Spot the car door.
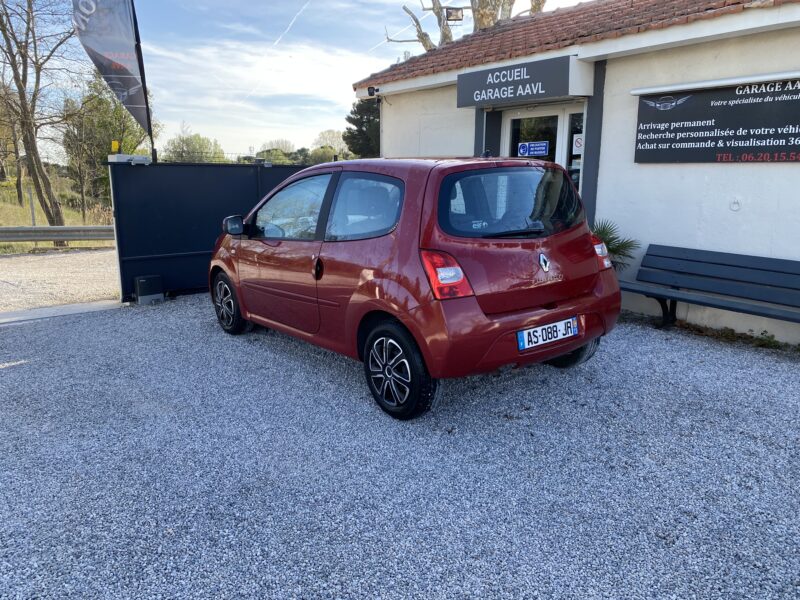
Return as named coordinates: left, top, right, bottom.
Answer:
left=236, top=236, right=271, bottom=319
left=317, top=172, right=405, bottom=345
left=245, top=172, right=335, bottom=333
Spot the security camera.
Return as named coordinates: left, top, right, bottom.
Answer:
left=368, top=86, right=379, bottom=97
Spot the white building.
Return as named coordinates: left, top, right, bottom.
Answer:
left=354, top=0, right=800, bottom=343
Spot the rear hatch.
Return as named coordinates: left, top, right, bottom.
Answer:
left=427, top=163, right=599, bottom=315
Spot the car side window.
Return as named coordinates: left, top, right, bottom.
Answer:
left=325, top=173, right=403, bottom=242
left=253, top=174, right=332, bottom=240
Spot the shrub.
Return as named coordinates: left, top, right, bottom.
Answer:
left=592, top=219, right=641, bottom=272
left=86, top=205, right=113, bottom=225
left=58, top=190, right=82, bottom=210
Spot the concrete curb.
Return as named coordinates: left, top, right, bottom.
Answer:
left=0, top=300, right=125, bottom=326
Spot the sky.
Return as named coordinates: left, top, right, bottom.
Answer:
left=134, top=0, right=584, bottom=155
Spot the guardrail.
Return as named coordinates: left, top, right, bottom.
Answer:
left=0, top=226, right=115, bottom=243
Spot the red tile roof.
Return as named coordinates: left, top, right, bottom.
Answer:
left=355, top=0, right=799, bottom=90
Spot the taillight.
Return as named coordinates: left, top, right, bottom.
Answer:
left=591, top=235, right=613, bottom=271
left=420, top=250, right=474, bottom=300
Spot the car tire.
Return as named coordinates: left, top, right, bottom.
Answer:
left=363, top=322, right=438, bottom=420
left=212, top=272, right=249, bottom=335
left=545, top=337, right=600, bottom=369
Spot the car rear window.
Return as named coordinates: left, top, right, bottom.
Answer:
left=438, top=167, right=584, bottom=238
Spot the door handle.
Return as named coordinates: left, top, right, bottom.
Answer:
left=312, top=256, right=324, bottom=280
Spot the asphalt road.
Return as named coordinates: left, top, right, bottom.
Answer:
left=0, top=295, right=798, bottom=598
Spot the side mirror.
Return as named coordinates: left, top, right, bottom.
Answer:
left=222, top=215, right=244, bottom=236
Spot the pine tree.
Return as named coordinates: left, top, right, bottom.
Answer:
left=343, top=101, right=380, bottom=158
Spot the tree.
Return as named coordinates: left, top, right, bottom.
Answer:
left=0, top=105, right=10, bottom=182
left=162, top=124, right=227, bottom=163
left=471, top=0, right=514, bottom=30
left=61, top=72, right=154, bottom=222
left=529, top=1, right=546, bottom=15
left=0, top=91, right=13, bottom=183
left=309, top=146, right=336, bottom=165
left=0, top=83, right=24, bottom=205
left=290, top=147, right=311, bottom=164
left=0, top=0, right=76, bottom=226
left=393, top=6, right=436, bottom=51
left=343, top=100, right=380, bottom=158
left=390, top=0, right=546, bottom=51
left=261, top=138, right=295, bottom=153
left=61, top=105, right=94, bottom=223
left=313, top=130, right=348, bottom=155
left=256, top=148, right=293, bottom=165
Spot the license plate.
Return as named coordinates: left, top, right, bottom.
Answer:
left=517, top=317, right=579, bottom=352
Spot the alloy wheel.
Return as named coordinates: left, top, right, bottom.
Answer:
left=368, top=337, right=412, bottom=407
left=214, top=279, right=236, bottom=328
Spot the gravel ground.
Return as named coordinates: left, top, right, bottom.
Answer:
left=1, top=295, right=798, bottom=599
left=0, top=249, right=118, bottom=312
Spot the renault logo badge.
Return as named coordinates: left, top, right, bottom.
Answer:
left=539, top=253, right=550, bottom=273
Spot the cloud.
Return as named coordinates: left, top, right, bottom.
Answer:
left=138, top=0, right=587, bottom=156
left=218, top=22, right=263, bottom=37
left=143, top=38, right=387, bottom=152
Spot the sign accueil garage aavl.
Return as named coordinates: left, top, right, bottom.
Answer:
left=457, top=56, right=575, bottom=108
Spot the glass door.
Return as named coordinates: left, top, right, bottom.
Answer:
left=510, top=115, right=558, bottom=163
left=502, top=103, right=586, bottom=191
left=566, top=111, right=584, bottom=190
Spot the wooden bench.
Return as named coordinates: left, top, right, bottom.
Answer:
left=619, top=245, right=800, bottom=327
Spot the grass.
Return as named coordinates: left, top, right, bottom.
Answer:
left=620, top=310, right=800, bottom=354
left=0, top=181, right=115, bottom=255
left=677, top=321, right=800, bottom=353
left=0, top=240, right=116, bottom=255
left=0, top=184, right=89, bottom=226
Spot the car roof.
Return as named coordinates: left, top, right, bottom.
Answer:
left=300, top=157, right=560, bottom=178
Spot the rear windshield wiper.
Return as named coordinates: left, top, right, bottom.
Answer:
left=481, top=226, right=545, bottom=239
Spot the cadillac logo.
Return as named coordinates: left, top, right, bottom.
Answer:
left=539, top=253, right=550, bottom=273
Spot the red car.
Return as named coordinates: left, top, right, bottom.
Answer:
left=210, top=159, right=620, bottom=419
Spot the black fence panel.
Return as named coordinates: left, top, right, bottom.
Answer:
left=109, top=163, right=304, bottom=301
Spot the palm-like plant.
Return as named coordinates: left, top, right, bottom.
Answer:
left=591, top=219, right=641, bottom=272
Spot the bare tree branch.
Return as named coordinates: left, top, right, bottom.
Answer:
left=421, top=0, right=453, bottom=46
left=384, top=25, right=419, bottom=45
left=390, top=0, right=535, bottom=52
left=401, top=5, right=436, bottom=51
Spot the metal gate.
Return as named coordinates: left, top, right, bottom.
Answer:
left=109, top=162, right=304, bottom=301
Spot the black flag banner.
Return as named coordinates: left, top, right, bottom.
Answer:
left=72, top=0, right=154, bottom=152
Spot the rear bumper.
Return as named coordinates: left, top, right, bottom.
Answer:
left=408, top=270, right=621, bottom=378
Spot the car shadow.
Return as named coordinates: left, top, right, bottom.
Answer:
left=229, top=317, right=610, bottom=431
